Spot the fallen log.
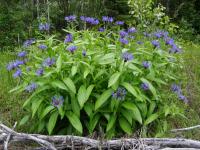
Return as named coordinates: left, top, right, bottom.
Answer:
left=1, top=123, right=200, bottom=150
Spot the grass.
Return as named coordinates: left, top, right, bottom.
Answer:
left=0, top=42, right=200, bottom=138
left=0, top=52, right=26, bottom=129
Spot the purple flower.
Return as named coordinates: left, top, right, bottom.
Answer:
left=102, top=16, right=114, bottom=23
left=82, top=50, right=87, bottom=57
left=64, top=34, right=73, bottom=43
left=142, top=61, right=151, bottom=69
left=171, top=84, right=181, bottom=93
left=98, top=27, right=105, bottom=32
left=154, top=32, right=162, bottom=38
left=23, top=38, right=35, bottom=47
left=18, top=51, right=27, bottom=57
left=119, top=38, right=129, bottom=45
left=143, top=32, right=150, bottom=37
left=25, top=83, right=37, bottom=93
left=43, top=57, right=55, bottom=67
left=128, top=27, right=137, bottom=33
left=39, top=23, right=50, bottom=31
left=84, top=17, right=99, bottom=25
left=119, top=30, right=128, bottom=38
left=178, top=94, right=188, bottom=103
left=13, top=69, right=22, bottom=78
left=6, top=62, right=14, bottom=71
left=141, top=82, right=149, bottom=91
left=122, top=52, right=134, bottom=62
left=112, top=87, right=127, bottom=101
left=137, top=41, right=143, bottom=45
left=115, top=21, right=124, bottom=25
left=51, top=95, right=64, bottom=108
left=169, top=44, right=182, bottom=53
left=80, top=16, right=86, bottom=21
left=38, top=44, right=47, bottom=50
left=65, top=15, right=76, bottom=22
left=67, top=45, right=77, bottom=53
left=165, top=38, right=174, bottom=46
left=151, top=40, right=160, bottom=48
left=13, top=60, right=24, bottom=68
left=36, top=68, right=44, bottom=76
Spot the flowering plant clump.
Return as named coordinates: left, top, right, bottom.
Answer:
left=8, top=15, right=185, bottom=138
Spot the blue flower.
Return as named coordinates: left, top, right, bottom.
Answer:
left=115, top=21, right=124, bottom=25
left=169, top=44, right=182, bottom=53
left=171, top=84, right=181, bottom=93
left=23, top=38, right=35, bottom=47
left=141, top=82, right=149, bottom=91
left=151, top=40, right=160, bottom=48
left=51, top=95, right=64, bottom=108
left=80, top=16, right=99, bottom=25
left=122, top=52, right=134, bottom=62
left=36, top=68, right=44, bottom=76
left=64, top=34, right=73, bottom=43
left=43, top=57, right=55, bottom=67
left=39, top=23, right=50, bottom=31
left=119, top=30, right=128, bottom=38
left=67, top=45, right=77, bottom=53
left=143, top=32, right=150, bottom=37
left=98, top=27, right=105, bottom=32
left=13, top=69, right=22, bottom=78
left=142, top=61, right=151, bottom=69
left=112, top=87, right=127, bottom=101
left=178, top=94, right=188, bottom=103
left=13, top=60, right=24, bottom=68
left=154, top=32, right=162, bottom=38
left=102, top=16, right=114, bottom=22
left=25, top=83, right=37, bottom=93
left=82, top=50, right=87, bottom=57
left=18, top=51, right=27, bottom=57
left=38, top=44, right=47, bottom=50
left=119, top=38, right=129, bottom=45
left=65, top=15, right=76, bottom=22
left=165, top=38, right=174, bottom=46
left=128, top=27, right=137, bottom=33
left=137, top=41, right=143, bottom=45
left=6, top=62, right=15, bottom=71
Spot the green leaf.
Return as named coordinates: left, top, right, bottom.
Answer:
left=56, top=54, right=62, bottom=72
left=128, top=63, right=142, bottom=73
left=51, top=80, right=68, bottom=91
left=95, top=89, right=113, bottom=110
left=31, top=98, right=43, bottom=118
left=66, top=111, right=83, bottom=134
left=121, top=82, right=142, bottom=101
left=83, top=67, right=90, bottom=78
left=71, top=65, right=78, bottom=76
left=141, top=78, right=158, bottom=99
left=19, top=115, right=30, bottom=126
left=120, top=109, right=132, bottom=125
left=40, top=105, right=55, bottom=120
left=70, top=93, right=80, bottom=117
left=47, top=111, right=59, bottom=135
left=148, top=101, right=156, bottom=116
left=84, top=103, right=93, bottom=117
left=106, top=114, right=117, bottom=132
left=144, top=113, right=159, bottom=125
left=89, top=113, right=101, bottom=133
left=122, top=101, right=142, bottom=124
left=63, top=78, right=76, bottom=94
left=86, top=85, right=95, bottom=100
left=77, top=85, right=87, bottom=108
left=108, top=72, right=121, bottom=87
left=119, top=117, right=132, bottom=135
left=23, top=86, right=50, bottom=108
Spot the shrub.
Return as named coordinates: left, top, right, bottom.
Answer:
left=8, top=15, right=185, bottom=138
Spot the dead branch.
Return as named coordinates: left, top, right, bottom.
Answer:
left=1, top=123, right=200, bottom=149
left=171, top=125, right=200, bottom=132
